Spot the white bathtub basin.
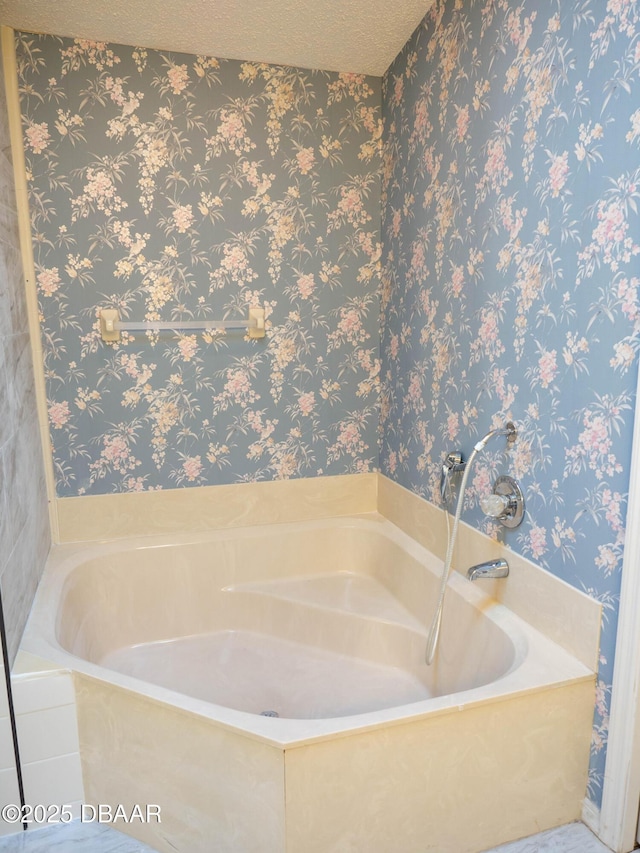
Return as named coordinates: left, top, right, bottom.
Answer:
left=21, top=514, right=595, bottom=853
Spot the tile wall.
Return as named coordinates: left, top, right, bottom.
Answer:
left=0, top=33, right=50, bottom=664
left=0, top=654, right=84, bottom=837
left=0, top=664, right=20, bottom=837
left=0, top=29, right=52, bottom=841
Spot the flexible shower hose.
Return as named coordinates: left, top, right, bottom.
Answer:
left=425, top=441, right=482, bottom=665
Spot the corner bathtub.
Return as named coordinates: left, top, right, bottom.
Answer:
left=22, top=514, right=595, bottom=853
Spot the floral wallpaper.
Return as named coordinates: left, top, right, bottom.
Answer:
left=14, top=0, right=640, bottom=810
left=381, top=0, right=640, bottom=806
left=16, top=33, right=382, bottom=495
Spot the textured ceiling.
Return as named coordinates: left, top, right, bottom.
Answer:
left=0, top=0, right=433, bottom=76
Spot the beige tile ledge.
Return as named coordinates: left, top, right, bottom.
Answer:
left=12, top=650, right=67, bottom=677
left=378, top=474, right=601, bottom=672
left=55, top=472, right=378, bottom=544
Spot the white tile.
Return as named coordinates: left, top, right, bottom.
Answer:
left=16, top=705, right=80, bottom=765
left=21, top=752, right=84, bottom=807
left=0, top=669, right=8, bottom=718
left=0, top=767, right=20, bottom=836
left=0, top=716, right=15, bottom=771
left=11, top=674, right=75, bottom=716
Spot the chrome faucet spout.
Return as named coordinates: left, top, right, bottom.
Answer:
left=466, top=558, right=509, bottom=581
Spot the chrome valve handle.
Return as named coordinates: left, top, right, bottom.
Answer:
left=480, top=475, right=525, bottom=528
left=480, top=493, right=510, bottom=518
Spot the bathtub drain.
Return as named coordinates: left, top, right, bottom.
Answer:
left=260, top=710, right=279, bottom=717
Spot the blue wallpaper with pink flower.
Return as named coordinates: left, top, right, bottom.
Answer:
left=17, top=33, right=382, bottom=494
left=381, top=0, right=640, bottom=804
left=15, top=0, right=640, bottom=809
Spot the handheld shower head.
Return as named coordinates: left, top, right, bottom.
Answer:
left=440, top=450, right=465, bottom=503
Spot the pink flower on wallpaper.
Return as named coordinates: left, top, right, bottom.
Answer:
left=581, top=414, right=610, bottom=455
left=565, top=409, right=623, bottom=480
left=413, top=99, right=432, bottom=142
left=104, top=76, right=140, bottom=116
left=446, top=411, right=459, bottom=440
left=334, top=187, right=368, bottom=227
left=596, top=544, right=620, bottom=575
left=206, top=109, right=255, bottom=158
left=210, top=243, right=258, bottom=289
left=182, top=455, right=203, bottom=481
left=391, top=209, right=403, bottom=238
left=336, top=420, right=364, bottom=456
left=406, top=372, right=424, bottom=411
left=483, top=137, right=512, bottom=191
left=472, top=464, right=492, bottom=501
left=450, top=265, right=464, bottom=297
left=455, top=105, right=470, bottom=142
left=528, top=525, right=548, bottom=559
left=102, top=435, right=130, bottom=464
left=298, top=391, right=315, bottom=416
left=357, top=230, right=380, bottom=263
left=328, top=306, right=367, bottom=348
left=48, top=400, right=70, bottom=429
left=167, top=64, right=189, bottom=94
left=537, top=349, right=558, bottom=388
left=410, top=241, right=425, bottom=274
left=611, top=340, right=636, bottom=372
left=172, top=204, right=195, bottom=233
left=392, top=74, right=404, bottom=107
left=225, top=368, right=252, bottom=400
left=506, top=9, right=534, bottom=52
left=548, top=152, right=569, bottom=197
left=297, top=273, right=315, bottom=299
left=72, top=168, right=127, bottom=219
left=223, top=245, right=249, bottom=272
left=589, top=199, right=638, bottom=268
left=627, top=109, right=640, bottom=144
left=594, top=680, right=609, bottom=718
left=25, top=121, right=51, bottom=153
left=422, top=145, right=441, bottom=179
left=124, top=477, right=147, bottom=492
left=601, top=488, right=624, bottom=537
left=218, top=111, right=245, bottom=144
left=471, top=307, right=504, bottom=361
left=37, top=267, right=62, bottom=297
left=178, top=336, right=198, bottom=361
left=616, top=276, right=639, bottom=323
left=296, top=147, right=316, bottom=174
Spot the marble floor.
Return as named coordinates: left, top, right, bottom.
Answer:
left=0, top=821, right=157, bottom=852
left=484, top=822, right=613, bottom=852
left=0, top=819, right=614, bottom=851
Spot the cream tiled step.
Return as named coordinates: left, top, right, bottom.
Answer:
left=219, top=572, right=428, bottom=673
left=217, top=572, right=515, bottom=699
left=224, top=571, right=425, bottom=631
